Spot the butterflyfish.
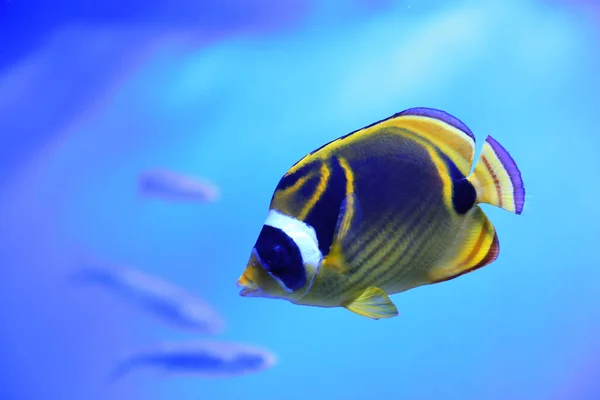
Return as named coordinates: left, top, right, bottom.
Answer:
left=236, top=107, right=525, bottom=320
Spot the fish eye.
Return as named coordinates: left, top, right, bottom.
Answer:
left=254, top=224, right=307, bottom=291
left=265, top=244, right=289, bottom=272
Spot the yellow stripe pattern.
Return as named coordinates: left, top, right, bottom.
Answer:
left=288, top=114, right=475, bottom=177
left=427, top=206, right=496, bottom=283
left=298, top=162, right=331, bottom=220
left=270, top=160, right=324, bottom=218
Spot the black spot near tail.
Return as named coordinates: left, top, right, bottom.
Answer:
left=440, top=152, right=476, bottom=215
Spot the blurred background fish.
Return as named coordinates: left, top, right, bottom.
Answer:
left=71, top=262, right=225, bottom=335
left=110, top=340, right=277, bottom=381
left=137, top=169, right=220, bottom=203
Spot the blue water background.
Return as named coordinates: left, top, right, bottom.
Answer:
left=1, top=0, right=599, bottom=399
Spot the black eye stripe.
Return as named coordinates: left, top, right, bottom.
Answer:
left=304, top=156, right=346, bottom=255
left=254, top=225, right=306, bottom=291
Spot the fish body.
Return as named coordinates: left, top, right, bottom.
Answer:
left=73, top=263, right=224, bottom=334
left=110, top=340, right=276, bottom=380
left=138, top=169, right=220, bottom=202
left=237, top=107, right=525, bottom=319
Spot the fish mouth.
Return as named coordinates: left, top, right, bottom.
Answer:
left=237, top=249, right=264, bottom=297
left=237, top=272, right=259, bottom=297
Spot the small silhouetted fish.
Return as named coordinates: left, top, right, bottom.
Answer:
left=110, top=340, right=277, bottom=381
left=138, top=169, right=220, bottom=202
left=71, top=262, right=224, bottom=334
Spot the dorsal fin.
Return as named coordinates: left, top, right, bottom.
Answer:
left=397, top=107, right=475, bottom=141
left=393, top=107, right=476, bottom=176
left=286, top=107, right=477, bottom=179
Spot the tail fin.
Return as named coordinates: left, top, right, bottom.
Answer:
left=467, top=136, right=525, bottom=214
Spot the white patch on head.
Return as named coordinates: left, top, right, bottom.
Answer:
left=263, top=210, right=323, bottom=275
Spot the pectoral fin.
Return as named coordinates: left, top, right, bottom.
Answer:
left=343, top=286, right=399, bottom=320
left=321, top=193, right=363, bottom=275
left=333, top=192, right=362, bottom=246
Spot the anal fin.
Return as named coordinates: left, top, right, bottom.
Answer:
left=343, top=286, right=399, bottom=320
left=428, top=206, right=499, bottom=284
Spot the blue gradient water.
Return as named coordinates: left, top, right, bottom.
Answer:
left=1, top=0, right=599, bottom=399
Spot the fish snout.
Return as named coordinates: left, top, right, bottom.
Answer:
left=237, top=249, right=265, bottom=297
left=237, top=271, right=259, bottom=297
